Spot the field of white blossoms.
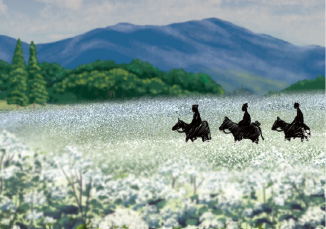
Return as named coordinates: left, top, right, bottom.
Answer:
left=0, top=91, right=325, bottom=229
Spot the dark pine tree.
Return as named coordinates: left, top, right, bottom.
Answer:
left=27, top=41, right=48, bottom=109
left=7, top=39, right=28, bottom=109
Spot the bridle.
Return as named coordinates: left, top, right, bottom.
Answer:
left=273, top=120, right=285, bottom=132
left=174, top=120, right=187, bottom=133
left=274, top=128, right=283, bottom=132
left=220, top=119, right=232, bottom=134
left=222, top=129, right=232, bottom=134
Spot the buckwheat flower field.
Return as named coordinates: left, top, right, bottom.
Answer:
left=0, top=92, right=325, bottom=228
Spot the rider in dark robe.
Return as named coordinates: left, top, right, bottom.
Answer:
left=291, top=102, right=310, bottom=135
left=238, top=103, right=251, bottom=127
left=190, top=104, right=202, bottom=129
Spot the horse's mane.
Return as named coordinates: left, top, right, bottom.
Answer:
left=277, top=118, right=290, bottom=127
left=179, top=119, right=189, bottom=126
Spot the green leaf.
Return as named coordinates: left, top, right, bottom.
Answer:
left=186, top=218, right=198, bottom=225
left=58, top=204, right=79, bottom=215
left=212, top=208, right=223, bottom=215
left=90, top=199, right=103, bottom=209
left=198, top=206, right=209, bottom=215
left=18, top=203, right=30, bottom=212
left=157, top=200, right=166, bottom=209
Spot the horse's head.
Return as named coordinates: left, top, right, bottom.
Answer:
left=272, top=117, right=282, bottom=131
left=172, top=118, right=184, bottom=131
left=219, top=116, right=230, bottom=131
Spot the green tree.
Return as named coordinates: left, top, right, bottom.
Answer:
left=7, top=39, right=28, bottom=108
left=27, top=41, right=48, bottom=108
left=0, top=60, right=11, bottom=99
left=283, top=75, right=325, bottom=91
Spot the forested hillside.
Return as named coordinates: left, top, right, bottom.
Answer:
left=0, top=42, right=224, bottom=105
left=282, top=75, right=325, bottom=92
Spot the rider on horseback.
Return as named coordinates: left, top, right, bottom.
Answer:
left=238, top=103, right=251, bottom=127
left=237, top=103, right=251, bottom=140
left=290, top=102, right=310, bottom=136
left=189, top=104, right=202, bottom=132
left=172, top=104, right=211, bottom=142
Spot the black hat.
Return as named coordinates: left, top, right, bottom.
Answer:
left=192, top=104, right=199, bottom=110
left=242, top=103, right=248, bottom=109
left=294, top=102, right=300, bottom=108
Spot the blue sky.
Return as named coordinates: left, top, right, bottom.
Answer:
left=0, top=0, right=325, bottom=46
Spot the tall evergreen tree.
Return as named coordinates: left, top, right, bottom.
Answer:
left=28, top=41, right=48, bottom=108
left=7, top=39, right=28, bottom=108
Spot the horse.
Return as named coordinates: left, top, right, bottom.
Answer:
left=219, top=116, right=264, bottom=144
left=172, top=118, right=211, bottom=142
left=271, top=117, right=310, bottom=142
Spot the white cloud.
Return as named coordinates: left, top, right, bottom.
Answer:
left=0, top=0, right=7, bottom=14
left=36, top=0, right=83, bottom=10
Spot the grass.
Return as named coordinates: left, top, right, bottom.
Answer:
left=0, top=92, right=324, bottom=174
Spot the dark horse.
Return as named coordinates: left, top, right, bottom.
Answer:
left=172, top=118, right=211, bottom=142
left=272, top=117, right=310, bottom=142
left=219, top=116, right=264, bottom=144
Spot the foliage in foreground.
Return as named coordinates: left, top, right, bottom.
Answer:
left=0, top=130, right=324, bottom=229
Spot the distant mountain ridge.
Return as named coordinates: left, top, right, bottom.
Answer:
left=0, top=18, right=325, bottom=93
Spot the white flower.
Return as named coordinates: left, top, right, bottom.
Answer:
left=280, top=219, right=296, bottom=229
left=1, top=218, right=10, bottom=225
left=0, top=165, right=19, bottom=179
left=27, top=210, right=43, bottom=220
left=273, top=195, right=285, bottom=206
left=226, top=218, right=238, bottom=229
left=0, top=197, right=15, bottom=211
left=242, top=208, right=253, bottom=218
left=44, top=216, right=56, bottom=224
left=299, top=207, right=325, bottom=227
left=24, top=191, right=46, bottom=206
left=50, top=186, right=67, bottom=200
left=200, top=212, right=224, bottom=229
left=99, top=208, right=148, bottom=229
left=162, top=217, right=179, bottom=229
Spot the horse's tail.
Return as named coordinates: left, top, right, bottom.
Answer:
left=252, top=121, right=264, bottom=140
left=258, top=127, right=264, bottom=140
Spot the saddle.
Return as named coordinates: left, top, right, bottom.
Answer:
left=287, top=122, right=310, bottom=137
left=238, top=122, right=260, bottom=139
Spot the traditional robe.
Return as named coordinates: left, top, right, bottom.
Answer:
left=190, top=110, right=202, bottom=127
left=238, top=110, right=251, bottom=127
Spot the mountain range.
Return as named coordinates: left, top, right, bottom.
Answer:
left=0, top=18, right=325, bottom=93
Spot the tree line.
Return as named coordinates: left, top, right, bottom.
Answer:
left=282, top=75, right=325, bottom=91
left=0, top=40, right=225, bottom=106
left=0, top=39, right=48, bottom=108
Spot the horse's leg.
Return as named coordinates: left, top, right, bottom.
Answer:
left=186, top=136, right=189, bottom=142
left=205, top=133, right=211, bottom=141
